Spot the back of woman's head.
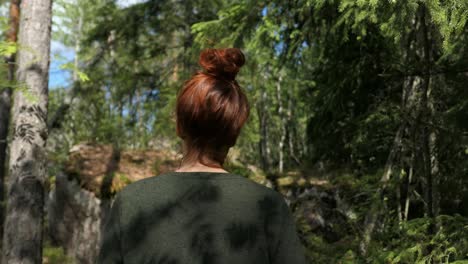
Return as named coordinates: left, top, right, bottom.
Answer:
left=176, top=48, right=250, bottom=166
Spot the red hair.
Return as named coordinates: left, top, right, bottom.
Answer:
left=176, top=48, right=250, bottom=167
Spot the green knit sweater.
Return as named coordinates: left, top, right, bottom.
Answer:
left=97, top=171, right=308, bottom=264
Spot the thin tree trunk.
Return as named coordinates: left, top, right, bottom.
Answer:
left=0, top=0, right=21, bottom=241
left=397, top=167, right=403, bottom=224
left=137, top=88, right=144, bottom=147
left=2, top=0, right=52, bottom=263
left=404, top=154, right=414, bottom=221
left=429, top=110, right=439, bottom=218
left=360, top=4, right=437, bottom=255
left=419, top=5, right=437, bottom=232
left=276, top=75, right=285, bottom=173
left=287, top=90, right=300, bottom=165
left=258, top=83, right=271, bottom=172
left=73, top=5, right=83, bottom=83
left=360, top=124, right=403, bottom=255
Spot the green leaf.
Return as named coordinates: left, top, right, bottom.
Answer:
left=77, top=71, right=90, bottom=82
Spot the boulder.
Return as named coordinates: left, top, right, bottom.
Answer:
left=47, top=172, right=109, bottom=264
left=48, top=142, right=181, bottom=263
left=65, top=142, right=179, bottom=198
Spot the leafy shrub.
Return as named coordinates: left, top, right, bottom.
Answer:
left=369, top=215, right=468, bottom=263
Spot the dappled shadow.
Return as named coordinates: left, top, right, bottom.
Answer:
left=2, top=144, right=44, bottom=263
left=257, top=196, right=280, bottom=240
left=118, top=180, right=221, bottom=263
left=99, top=177, right=283, bottom=263
left=26, top=63, right=44, bottom=76
left=223, top=222, right=259, bottom=250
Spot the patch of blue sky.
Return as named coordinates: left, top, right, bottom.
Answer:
left=49, top=40, right=75, bottom=89
left=261, top=6, right=267, bottom=16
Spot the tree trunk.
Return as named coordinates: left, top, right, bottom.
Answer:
left=287, top=89, right=300, bottom=165
left=276, top=75, right=285, bottom=173
left=418, top=4, right=437, bottom=231
left=403, top=154, right=414, bottom=221
left=428, top=102, right=440, bottom=218
left=2, top=0, right=52, bottom=263
left=73, top=5, right=83, bottom=83
left=359, top=3, right=439, bottom=255
left=359, top=124, right=403, bottom=255
left=0, top=0, right=21, bottom=241
left=258, top=85, right=271, bottom=172
left=397, top=167, right=403, bottom=224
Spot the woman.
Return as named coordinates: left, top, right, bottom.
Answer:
left=97, top=48, right=308, bottom=264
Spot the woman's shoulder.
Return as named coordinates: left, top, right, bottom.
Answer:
left=115, top=173, right=171, bottom=198
left=116, top=171, right=283, bottom=202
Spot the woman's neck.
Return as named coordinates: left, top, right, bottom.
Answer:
left=175, top=161, right=229, bottom=173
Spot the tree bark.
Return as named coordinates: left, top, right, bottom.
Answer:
left=397, top=167, right=403, bottom=224
left=359, top=3, right=440, bottom=255
left=258, top=84, right=271, bottom=172
left=418, top=4, right=437, bottom=230
left=403, top=154, right=414, bottom=221
left=2, top=0, right=52, bottom=263
left=428, top=98, right=440, bottom=218
left=287, top=88, right=300, bottom=165
left=359, top=124, right=403, bottom=255
left=276, top=75, right=285, bottom=173
left=0, top=0, right=21, bottom=241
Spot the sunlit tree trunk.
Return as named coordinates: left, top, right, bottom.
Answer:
left=2, top=0, right=52, bottom=263
left=397, top=167, right=403, bottom=224
left=73, top=5, right=83, bottom=83
left=403, top=154, right=414, bottom=221
left=276, top=75, right=285, bottom=173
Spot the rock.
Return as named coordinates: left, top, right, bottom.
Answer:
left=292, top=186, right=354, bottom=243
left=64, top=142, right=179, bottom=198
left=47, top=142, right=183, bottom=262
left=277, top=176, right=295, bottom=186
left=47, top=172, right=110, bottom=264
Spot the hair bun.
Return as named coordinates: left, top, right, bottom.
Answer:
left=199, top=48, right=245, bottom=80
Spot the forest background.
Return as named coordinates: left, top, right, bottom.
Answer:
left=0, top=0, right=468, bottom=263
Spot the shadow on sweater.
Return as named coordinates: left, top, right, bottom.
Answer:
left=101, top=178, right=281, bottom=264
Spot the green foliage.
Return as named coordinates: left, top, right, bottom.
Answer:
left=369, top=215, right=468, bottom=263
left=1, top=16, right=40, bottom=103
left=0, top=41, right=17, bottom=56
left=58, top=62, right=89, bottom=82
left=43, top=244, right=74, bottom=264
left=294, top=169, right=468, bottom=263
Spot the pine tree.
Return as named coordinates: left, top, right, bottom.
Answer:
left=2, top=0, right=52, bottom=263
